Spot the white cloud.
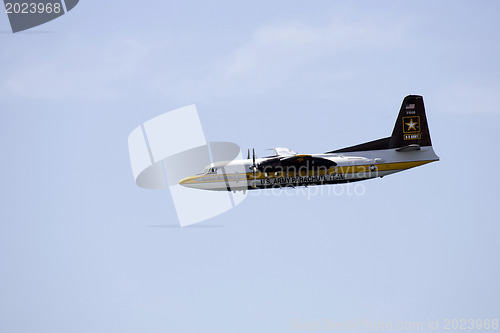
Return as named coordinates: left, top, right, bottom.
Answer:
left=157, top=18, right=409, bottom=104
left=222, top=19, right=406, bottom=80
left=436, top=83, right=500, bottom=115
left=0, top=17, right=409, bottom=103
left=0, top=38, right=151, bottom=101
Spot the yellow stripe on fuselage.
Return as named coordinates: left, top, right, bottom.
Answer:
left=180, top=160, right=436, bottom=184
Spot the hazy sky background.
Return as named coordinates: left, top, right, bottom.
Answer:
left=1, top=1, right=499, bottom=332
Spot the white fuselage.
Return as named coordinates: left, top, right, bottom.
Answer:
left=178, top=146, right=439, bottom=191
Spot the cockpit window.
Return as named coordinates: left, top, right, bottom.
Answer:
left=203, top=167, right=218, bottom=174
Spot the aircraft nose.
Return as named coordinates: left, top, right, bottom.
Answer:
left=179, top=176, right=196, bottom=187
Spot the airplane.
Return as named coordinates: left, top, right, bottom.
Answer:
left=179, top=95, right=439, bottom=192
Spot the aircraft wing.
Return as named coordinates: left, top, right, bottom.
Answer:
left=257, top=154, right=337, bottom=172
left=278, top=155, right=337, bottom=167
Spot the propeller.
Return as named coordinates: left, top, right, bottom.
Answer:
left=250, top=148, right=257, bottom=188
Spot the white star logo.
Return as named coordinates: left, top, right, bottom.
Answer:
left=406, top=119, right=417, bottom=131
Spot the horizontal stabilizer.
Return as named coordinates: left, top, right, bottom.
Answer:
left=396, top=144, right=421, bottom=152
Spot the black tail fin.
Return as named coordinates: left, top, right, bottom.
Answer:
left=327, top=95, right=433, bottom=153
left=389, top=95, right=432, bottom=148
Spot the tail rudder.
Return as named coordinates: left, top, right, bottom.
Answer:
left=389, top=95, right=433, bottom=149
left=326, top=94, right=434, bottom=154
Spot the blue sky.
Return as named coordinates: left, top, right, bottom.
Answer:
left=1, top=1, right=499, bottom=332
